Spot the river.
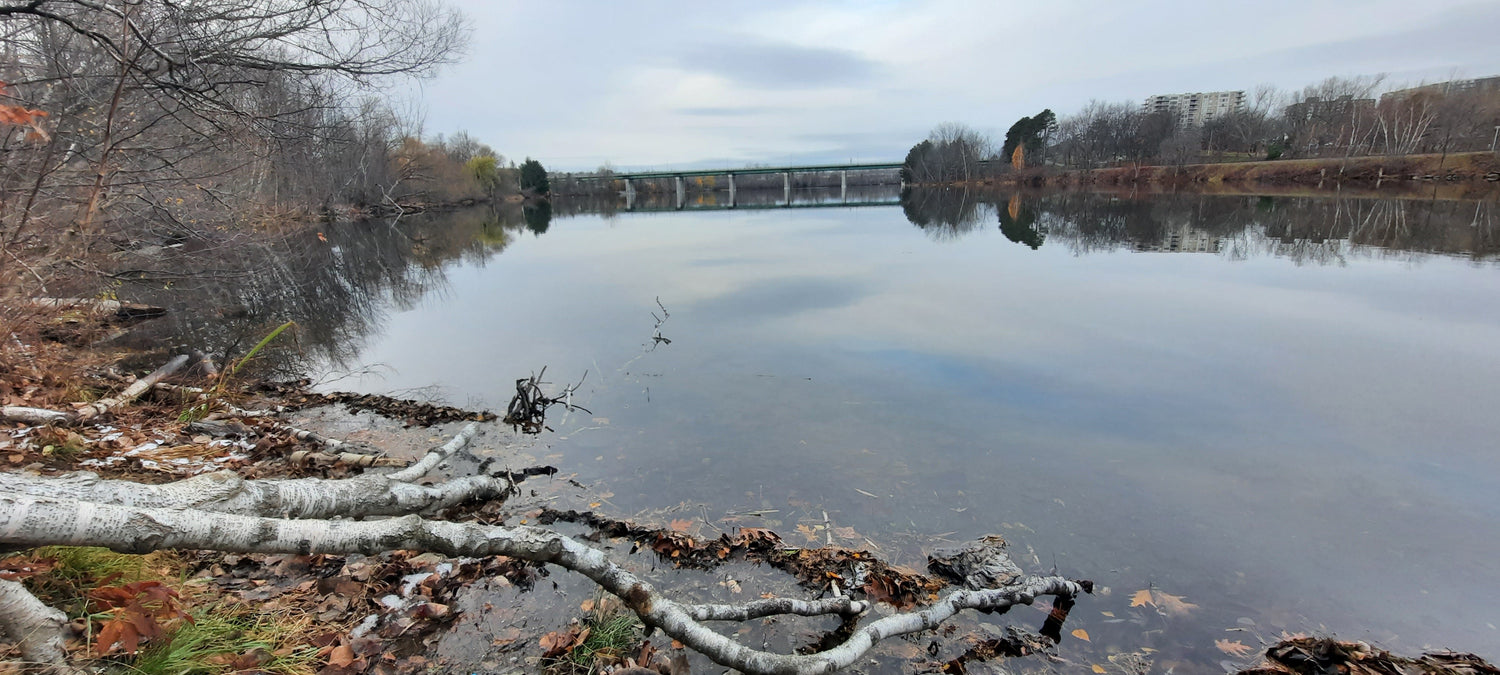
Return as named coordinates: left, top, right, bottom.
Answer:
left=225, top=188, right=1500, bottom=671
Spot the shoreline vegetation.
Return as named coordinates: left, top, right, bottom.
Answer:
left=930, top=151, right=1500, bottom=195
left=1, top=2, right=1498, bottom=672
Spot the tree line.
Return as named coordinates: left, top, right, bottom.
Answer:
left=0, top=0, right=555, bottom=294
left=904, top=74, right=1500, bottom=181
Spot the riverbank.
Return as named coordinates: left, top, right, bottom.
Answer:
left=978, top=152, right=1500, bottom=196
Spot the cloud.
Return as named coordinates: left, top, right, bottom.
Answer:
left=675, top=41, right=881, bottom=89
left=675, top=106, right=778, bottom=117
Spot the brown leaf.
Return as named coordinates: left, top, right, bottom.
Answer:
left=1154, top=591, right=1198, bottom=617
left=1216, top=638, right=1254, bottom=657
left=669, top=519, right=694, bottom=533
left=1092, top=666, right=1107, bottom=674
left=327, top=644, right=356, bottom=668
left=795, top=524, right=819, bottom=543
left=1129, top=589, right=1154, bottom=608
left=1071, top=628, right=1091, bottom=642
left=580, top=599, right=595, bottom=613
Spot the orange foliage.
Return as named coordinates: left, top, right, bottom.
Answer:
left=0, top=83, right=50, bottom=141
left=1011, top=145, right=1025, bottom=170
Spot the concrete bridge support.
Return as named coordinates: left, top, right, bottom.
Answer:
left=623, top=178, right=635, bottom=210
left=782, top=172, right=791, bottom=204
left=728, top=173, right=736, bottom=206
left=840, top=170, right=848, bottom=202
left=675, top=176, right=685, bottom=210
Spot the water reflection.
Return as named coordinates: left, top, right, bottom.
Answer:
left=110, top=204, right=535, bottom=371
left=900, top=187, right=1500, bottom=263
left=111, top=189, right=1500, bottom=671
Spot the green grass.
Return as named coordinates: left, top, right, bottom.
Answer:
left=129, top=608, right=319, bottom=675
left=546, top=606, right=643, bottom=675
left=23, top=547, right=167, bottom=613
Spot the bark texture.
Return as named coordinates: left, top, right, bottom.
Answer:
left=0, top=578, right=70, bottom=673
left=0, top=423, right=489, bottom=518
left=0, top=494, right=1084, bottom=675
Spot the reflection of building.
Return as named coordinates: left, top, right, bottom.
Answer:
left=1144, top=90, right=1246, bottom=127
left=1134, top=225, right=1220, bottom=253
left=1381, top=75, right=1500, bottom=103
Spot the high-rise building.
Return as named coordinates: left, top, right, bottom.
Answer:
left=1381, top=75, right=1500, bottom=103
left=1144, top=90, right=1246, bottom=127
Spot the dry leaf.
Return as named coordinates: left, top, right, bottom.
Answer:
left=669, top=519, right=694, bottom=533
left=1092, top=666, right=1107, bottom=674
left=795, top=524, right=819, bottom=542
left=1130, top=588, right=1197, bottom=617
left=1071, top=628, right=1091, bottom=642
left=580, top=600, right=595, bottom=613
left=327, top=644, right=356, bottom=668
left=1154, top=591, right=1198, bottom=617
left=1216, top=639, right=1253, bottom=657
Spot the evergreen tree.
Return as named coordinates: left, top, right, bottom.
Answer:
left=1001, top=109, right=1057, bottom=167
left=519, top=158, right=550, bottom=196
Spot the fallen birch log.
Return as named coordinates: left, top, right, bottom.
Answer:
left=76, top=354, right=189, bottom=422
left=0, top=493, right=1086, bottom=675
left=0, top=423, right=487, bottom=519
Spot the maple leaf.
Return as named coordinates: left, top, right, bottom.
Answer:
left=1128, top=589, right=1154, bottom=608
left=796, top=524, right=819, bottom=543
left=1216, top=639, right=1254, bottom=657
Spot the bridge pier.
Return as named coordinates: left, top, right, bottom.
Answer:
left=782, top=172, right=790, bottom=205
left=727, top=173, right=736, bottom=206
left=623, top=178, right=635, bottom=210
left=675, top=176, right=685, bottom=210
left=840, top=170, right=848, bottom=202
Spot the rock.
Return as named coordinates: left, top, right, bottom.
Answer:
left=927, top=535, right=1023, bottom=590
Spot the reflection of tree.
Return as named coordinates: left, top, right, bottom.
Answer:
left=899, top=187, right=990, bottom=241
left=998, top=195, right=1045, bottom=249
left=523, top=201, right=554, bottom=234
left=112, top=206, right=529, bottom=374
left=1017, top=192, right=1500, bottom=265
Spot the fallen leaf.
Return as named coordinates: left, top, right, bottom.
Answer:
left=1154, top=591, right=1198, bottom=617
left=669, top=519, right=694, bottom=533
left=1216, top=638, right=1253, bottom=657
left=1129, top=589, right=1154, bottom=608
left=1071, top=628, right=1091, bottom=642
left=580, top=600, right=595, bottom=613
left=1092, top=666, right=1107, bottom=674
left=795, top=524, right=819, bottom=542
left=328, top=644, right=356, bottom=668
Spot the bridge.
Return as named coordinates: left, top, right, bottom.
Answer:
left=566, top=161, right=905, bottom=210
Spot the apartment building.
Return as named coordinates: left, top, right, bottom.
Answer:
left=1144, top=90, right=1246, bottom=127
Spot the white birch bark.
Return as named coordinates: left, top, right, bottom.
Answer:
left=76, top=355, right=189, bottom=422
left=0, top=578, right=71, bottom=673
left=0, top=423, right=488, bottom=518
left=0, top=493, right=1085, bottom=675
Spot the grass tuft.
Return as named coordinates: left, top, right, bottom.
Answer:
left=130, top=606, right=320, bottom=675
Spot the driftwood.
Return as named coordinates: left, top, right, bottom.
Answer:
left=25, top=297, right=166, bottom=323
left=1, top=355, right=189, bottom=425
left=503, top=367, right=590, bottom=434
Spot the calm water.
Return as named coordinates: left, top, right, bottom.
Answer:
left=326, top=190, right=1500, bottom=669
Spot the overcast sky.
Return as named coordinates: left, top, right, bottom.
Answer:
left=402, top=0, right=1500, bottom=171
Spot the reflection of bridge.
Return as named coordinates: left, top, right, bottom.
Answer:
left=570, top=162, right=904, bottom=210
left=616, top=192, right=901, bottom=213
